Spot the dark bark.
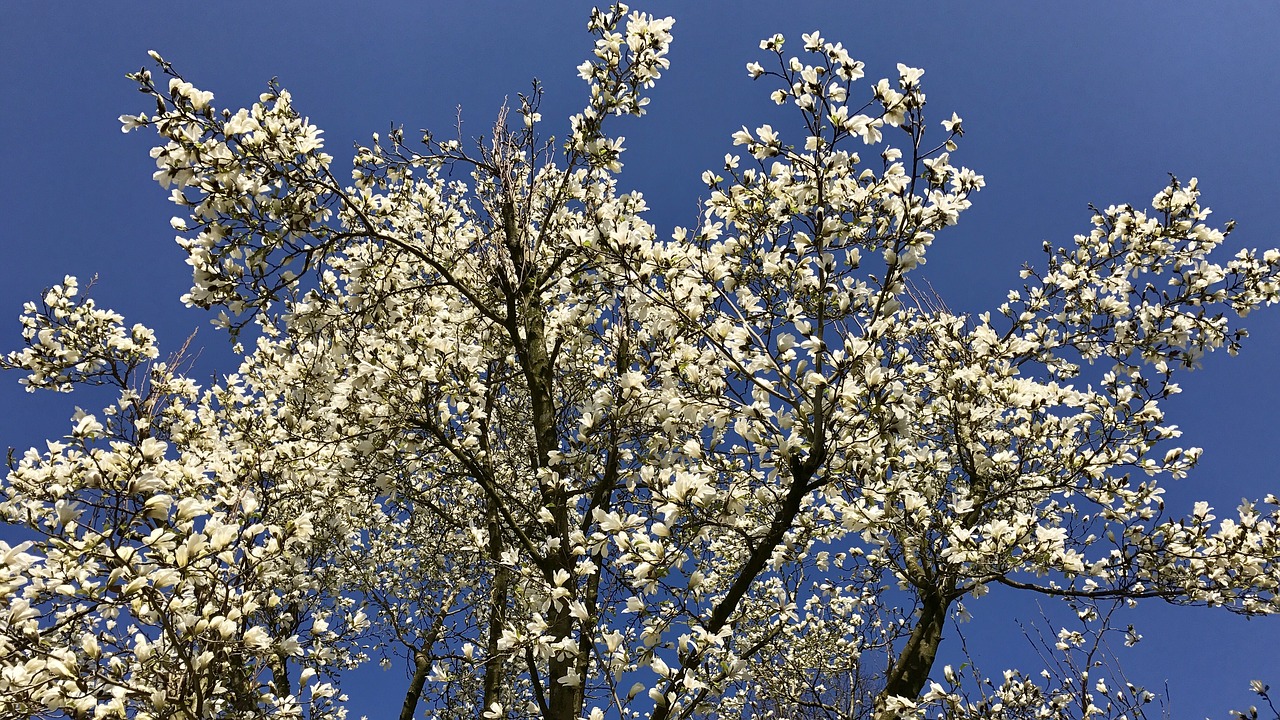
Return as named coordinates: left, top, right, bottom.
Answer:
left=650, top=458, right=821, bottom=720
left=877, top=590, right=951, bottom=707
left=398, top=594, right=453, bottom=720
left=399, top=649, right=431, bottom=720
left=498, top=193, right=584, bottom=720
left=482, top=504, right=512, bottom=711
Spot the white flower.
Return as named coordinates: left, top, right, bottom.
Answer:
left=242, top=626, right=272, bottom=650
left=897, top=63, right=924, bottom=88
left=72, top=413, right=102, bottom=438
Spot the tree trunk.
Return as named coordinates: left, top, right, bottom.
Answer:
left=546, top=605, right=584, bottom=720
left=497, top=194, right=586, bottom=720
left=399, top=591, right=455, bottom=720
left=649, top=460, right=820, bottom=720
left=877, top=590, right=951, bottom=709
left=399, top=650, right=430, bottom=720
left=482, top=497, right=511, bottom=712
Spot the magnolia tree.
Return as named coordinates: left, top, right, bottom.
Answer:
left=3, top=5, right=1280, bottom=719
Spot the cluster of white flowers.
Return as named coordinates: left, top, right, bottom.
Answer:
left=2, top=276, right=159, bottom=392
left=563, top=5, right=674, bottom=173
left=120, top=56, right=334, bottom=326
left=0, top=338, right=370, bottom=718
left=4, top=5, right=1280, bottom=719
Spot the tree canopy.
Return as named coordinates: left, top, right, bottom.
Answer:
left=3, top=5, right=1280, bottom=719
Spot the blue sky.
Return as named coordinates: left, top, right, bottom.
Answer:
left=3, top=2, right=1279, bottom=717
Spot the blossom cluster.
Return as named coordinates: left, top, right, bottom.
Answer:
left=3, top=5, right=1280, bottom=719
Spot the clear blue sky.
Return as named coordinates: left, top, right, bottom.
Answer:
left=2, top=2, right=1279, bottom=717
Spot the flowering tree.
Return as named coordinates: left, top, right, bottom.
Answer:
left=3, top=5, right=1280, bottom=719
